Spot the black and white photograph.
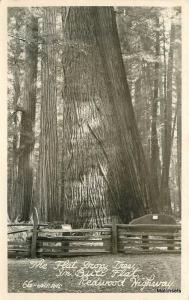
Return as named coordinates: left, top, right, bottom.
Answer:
left=1, top=0, right=188, bottom=296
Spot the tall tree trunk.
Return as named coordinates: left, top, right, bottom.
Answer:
left=143, top=63, right=153, bottom=164
left=160, top=20, right=175, bottom=213
left=175, top=19, right=181, bottom=217
left=161, top=17, right=167, bottom=163
left=39, top=8, right=58, bottom=222
left=62, top=7, right=158, bottom=226
left=15, top=14, right=38, bottom=221
left=150, top=17, right=160, bottom=202
left=8, top=17, right=21, bottom=221
left=133, top=66, right=151, bottom=167
left=60, top=8, right=69, bottom=224
left=176, top=74, right=181, bottom=216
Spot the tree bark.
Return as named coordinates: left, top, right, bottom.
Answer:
left=62, top=7, right=158, bottom=226
left=175, top=18, right=181, bottom=217
left=150, top=16, right=160, bottom=202
left=8, top=16, right=21, bottom=221
left=14, top=13, right=38, bottom=221
left=39, top=8, right=58, bottom=222
left=160, top=20, right=175, bottom=213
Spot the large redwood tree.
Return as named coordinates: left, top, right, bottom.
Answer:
left=62, top=7, right=158, bottom=225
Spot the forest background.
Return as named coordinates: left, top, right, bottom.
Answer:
left=7, top=6, right=181, bottom=228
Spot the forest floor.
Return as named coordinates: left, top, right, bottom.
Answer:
left=8, top=254, right=181, bottom=293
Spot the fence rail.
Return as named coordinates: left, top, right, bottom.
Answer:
left=8, top=214, right=181, bottom=258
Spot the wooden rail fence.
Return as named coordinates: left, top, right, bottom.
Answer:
left=108, top=223, right=181, bottom=254
left=8, top=213, right=181, bottom=258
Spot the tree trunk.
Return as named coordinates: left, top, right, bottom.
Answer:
left=150, top=17, right=160, bottom=201
left=143, top=63, right=153, bottom=164
left=160, top=20, right=175, bottom=213
left=39, top=8, right=58, bottom=222
left=14, top=14, right=38, bottom=221
left=175, top=19, right=181, bottom=217
left=62, top=7, right=158, bottom=226
left=161, top=17, right=167, bottom=163
left=8, top=16, right=21, bottom=221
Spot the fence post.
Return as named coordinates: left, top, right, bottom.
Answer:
left=61, top=225, right=72, bottom=253
left=167, top=234, right=175, bottom=250
left=112, top=217, right=118, bottom=254
left=31, top=207, right=39, bottom=258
